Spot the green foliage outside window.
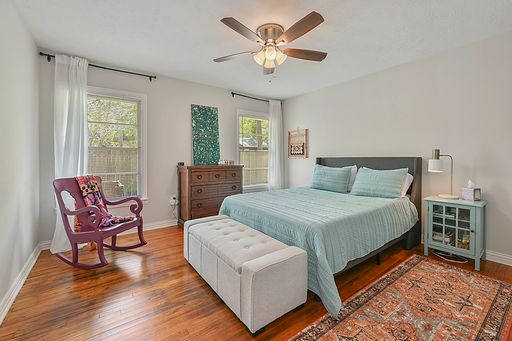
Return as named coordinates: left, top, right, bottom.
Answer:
left=87, top=95, right=138, bottom=148
left=239, top=115, right=269, bottom=186
left=87, top=95, right=140, bottom=198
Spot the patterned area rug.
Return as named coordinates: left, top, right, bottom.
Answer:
left=292, top=255, right=512, bottom=340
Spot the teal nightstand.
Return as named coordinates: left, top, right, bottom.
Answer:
left=424, top=196, right=486, bottom=270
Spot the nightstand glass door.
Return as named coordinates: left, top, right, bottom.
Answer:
left=429, top=203, right=475, bottom=254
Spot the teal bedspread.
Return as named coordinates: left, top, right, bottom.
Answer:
left=219, top=187, right=418, bottom=316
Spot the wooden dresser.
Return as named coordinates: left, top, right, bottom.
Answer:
left=177, top=165, right=243, bottom=225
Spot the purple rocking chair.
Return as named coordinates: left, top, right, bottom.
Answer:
left=53, top=176, right=146, bottom=269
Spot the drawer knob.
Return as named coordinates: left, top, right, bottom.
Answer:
left=197, top=188, right=203, bottom=193
left=197, top=203, right=202, bottom=208
left=231, top=172, right=236, bottom=177
left=215, top=174, right=220, bottom=178
left=197, top=174, right=202, bottom=179
left=232, top=185, right=237, bottom=190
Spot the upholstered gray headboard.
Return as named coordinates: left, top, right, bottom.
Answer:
left=316, top=157, right=422, bottom=220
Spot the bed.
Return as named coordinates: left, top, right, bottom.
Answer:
left=219, top=157, right=422, bottom=316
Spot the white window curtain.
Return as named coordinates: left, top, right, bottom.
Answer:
left=268, top=99, right=284, bottom=190
left=50, top=55, right=89, bottom=254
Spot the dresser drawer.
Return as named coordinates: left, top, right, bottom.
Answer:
left=191, top=208, right=220, bottom=219
left=209, top=170, right=226, bottom=182
left=218, top=183, right=242, bottom=196
left=191, top=171, right=210, bottom=184
left=191, top=197, right=223, bottom=211
left=225, top=169, right=242, bottom=182
left=191, top=185, right=218, bottom=199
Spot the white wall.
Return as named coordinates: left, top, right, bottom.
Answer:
left=39, top=61, right=268, bottom=241
left=283, top=31, right=512, bottom=258
left=0, top=0, right=39, bottom=310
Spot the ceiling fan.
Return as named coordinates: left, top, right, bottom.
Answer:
left=214, top=11, right=327, bottom=75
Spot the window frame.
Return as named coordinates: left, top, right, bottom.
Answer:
left=236, top=109, right=269, bottom=192
left=87, top=86, right=148, bottom=201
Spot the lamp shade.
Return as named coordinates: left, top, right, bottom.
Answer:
left=428, top=159, right=443, bottom=173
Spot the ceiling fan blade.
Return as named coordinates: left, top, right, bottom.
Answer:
left=284, top=48, right=327, bottom=61
left=221, top=17, right=263, bottom=43
left=277, top=11, right=324, bottom=44
left=213, top=51, right=254, bottom=62
left=263, top=67, right=275, bottom=75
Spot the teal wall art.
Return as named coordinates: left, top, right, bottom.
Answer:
left=191, top=104, right=220, bottom=165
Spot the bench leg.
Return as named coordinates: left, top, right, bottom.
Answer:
left=251, top=327, right=265, bottom=336
left=293, top=304, right=305, bottom=312
left=375, top=253, right=381, bottom=266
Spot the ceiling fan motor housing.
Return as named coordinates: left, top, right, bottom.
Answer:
left=256, top=23, right=284, bottom=41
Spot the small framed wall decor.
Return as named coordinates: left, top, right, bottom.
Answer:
left=288, top=128, right=309, bottom=158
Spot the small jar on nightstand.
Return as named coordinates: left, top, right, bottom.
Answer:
left=424, top=196, right=487, bottom=270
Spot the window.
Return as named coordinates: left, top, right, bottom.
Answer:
left=238, top=111, right=269, bottom=189
left=87, top=87, right=147, bottom=199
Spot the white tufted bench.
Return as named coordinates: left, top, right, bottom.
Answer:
left=184, top=215, right=307, bottom=334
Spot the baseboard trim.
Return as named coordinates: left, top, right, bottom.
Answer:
left=118, top=219, right=178, bottom=236
left=144, top=219, right=178, bottom=230
left=0, top=240, right=47, bottom=325
left=0, top=219, right=177, bottom=325
left=39, top=240, right=51, bottom=251
left=486, top=250, right=512, bottom=266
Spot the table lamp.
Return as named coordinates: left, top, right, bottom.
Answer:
left=428, top=148, right=459, bottom=199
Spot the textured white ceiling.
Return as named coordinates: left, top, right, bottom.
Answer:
left=14, top=0, right=512, bottom=99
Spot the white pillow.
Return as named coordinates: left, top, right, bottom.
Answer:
left=348, top=165, right=358, bottom=192
left=401, top=173, right=414, bottom=197
left=359, top=167, right=413, bottom=197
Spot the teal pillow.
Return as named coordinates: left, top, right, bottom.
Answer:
left=311, top=165, right=352, bottom=193
left=350, top=167, right=408, bottom=198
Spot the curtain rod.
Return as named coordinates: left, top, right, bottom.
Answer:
left=231, top=92, right=269, bottom=103
left=39, top=52, right=157, bottom=82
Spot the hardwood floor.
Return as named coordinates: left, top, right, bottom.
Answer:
left=1, top=227, right=511, bottom=340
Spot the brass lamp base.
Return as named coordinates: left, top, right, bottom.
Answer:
left=438, top=194, right=459, bottom=200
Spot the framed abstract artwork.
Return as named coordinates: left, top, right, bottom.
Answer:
left=191, top=104, right=220, bottom=165
left=288, top=128, right=309, bottom=158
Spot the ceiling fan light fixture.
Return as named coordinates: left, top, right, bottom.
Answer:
left=215, top=12, right=327, bottom=73
left=264, top=44, right=277, bottom=61
left=275, top=48, right=287, bottom=65
left=253, top=49, right=265, bottom=65
left=263, top=58, right=276, bottom=69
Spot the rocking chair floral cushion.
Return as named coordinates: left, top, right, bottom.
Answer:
left=53, top=175, right=146, bottom=269
left=75, top=175, right=134, bottom=231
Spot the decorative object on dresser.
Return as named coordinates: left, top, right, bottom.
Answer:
left=288, top=128, right=308, bottom=158
left=424, top=196, right=486, bottom=270
left=177, top=164, right=243, bottom=225
left=428, top=148, right=458, bottom=199
left=191, top=104, right=220, bottom=166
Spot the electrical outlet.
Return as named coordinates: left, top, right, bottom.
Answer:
left=169, top=194, right=178, bottom=206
